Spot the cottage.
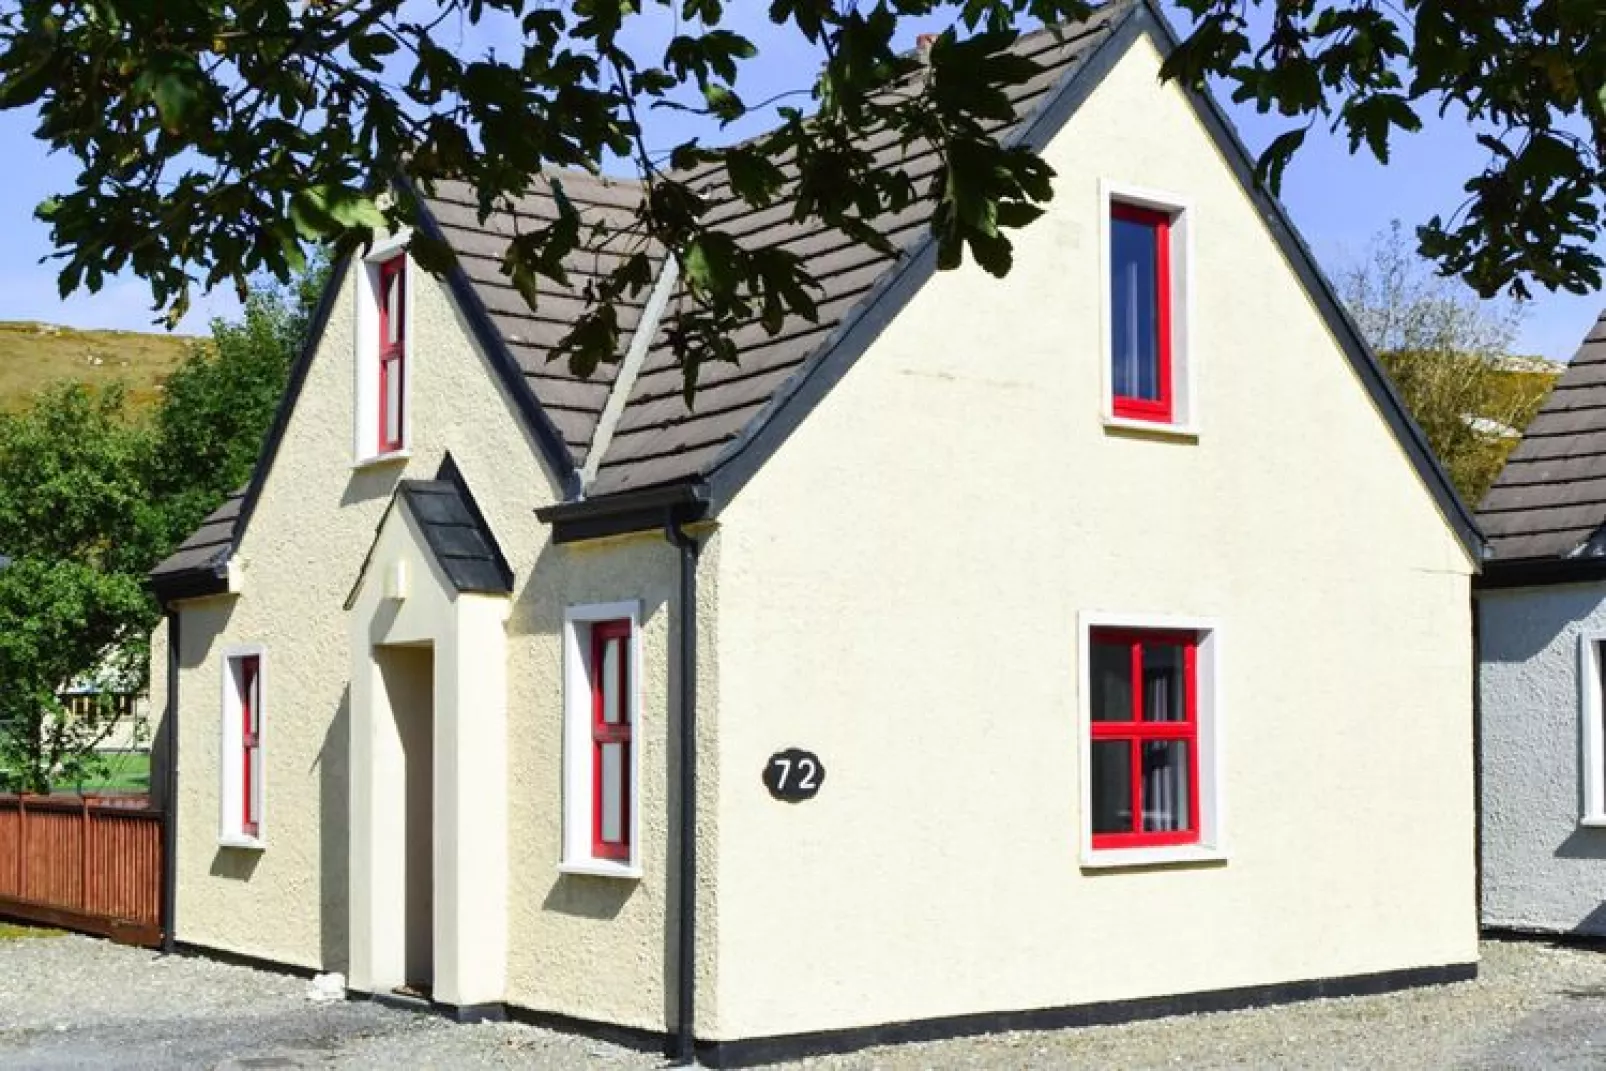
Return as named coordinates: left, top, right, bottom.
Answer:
left=1476, top=311, right=1606, bottom=937
left=148, top=0, right=1481, bottom=1063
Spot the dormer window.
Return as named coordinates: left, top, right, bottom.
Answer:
left=378, top=256, right=407, bottom=454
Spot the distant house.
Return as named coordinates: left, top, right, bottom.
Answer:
left=148, top=1, right=1481, bottom=1063
left=1477, top=310, right=1606, bottom=937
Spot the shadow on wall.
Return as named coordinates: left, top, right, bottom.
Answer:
left=1573, top=901, right=1606, bottom=938
left=320, top=686, right=351, bottom=974
left=1479, top=585, right=1606, bottom=663
left=1556, top=827, right=1606, bottom=862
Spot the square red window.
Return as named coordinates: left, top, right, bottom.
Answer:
left=1088, top=628, right=1199, bottom=850
left=1109, top=202, right=1174, bottom=423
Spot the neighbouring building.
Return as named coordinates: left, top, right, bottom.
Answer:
left=1477, top=309, right=1606, bottom=937
left=148, top=1, right=1482, bottom=1063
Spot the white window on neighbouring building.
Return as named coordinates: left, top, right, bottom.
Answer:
left=561, top=602, right=642, bottom=877
left=219, top=646, right=266, bottom=848
left=1579, top=633, right=1606, bottom=826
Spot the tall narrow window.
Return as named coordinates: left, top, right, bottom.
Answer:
left=1089, top=629, right=1198, bottom=850
left=220, top=647, right=266, bottom=847
left=591, top=620, right=633, bottom=861
left=1110, top=202, right=1173, bottom=423
left=377, top=256, right=406, bottom=453
left=238, top=655, right=262, bottom=838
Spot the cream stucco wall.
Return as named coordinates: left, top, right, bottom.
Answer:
left=170, top=255, right=712, bottom=1030
left=708, top=32, right=1477, bottom=1040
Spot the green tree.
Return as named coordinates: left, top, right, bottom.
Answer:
left=0, top=384, right=158, bottom=792
left=0, top=2, right=1598, bottom=396
left=148, top=256, right=329, bottom=550
left=1340, top=223, right=1557, bottom=505
left=0, top=262, right=323, bottom=793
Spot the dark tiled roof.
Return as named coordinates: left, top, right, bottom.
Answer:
left=1479, top=310, right=1606, bottom=562
left=587, top=5, right=1133, bottom=494
left=396, top=463, right=514, bottom=595
left=149, top=491, right=245, bottom=587
left=419, top=173, right=659, bottom=468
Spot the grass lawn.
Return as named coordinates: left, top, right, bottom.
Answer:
left=64, top=752, right=152, bottom=795
left=0, top=923, right=63, bottom=940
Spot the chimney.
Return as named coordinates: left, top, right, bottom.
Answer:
left=916, top=32, right=939, bottom=60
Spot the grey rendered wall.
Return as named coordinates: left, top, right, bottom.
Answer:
left=1479, top=584, right=1606, bottom=935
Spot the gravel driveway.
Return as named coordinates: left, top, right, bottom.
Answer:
left=3, top=934, right=1606, bottom=1068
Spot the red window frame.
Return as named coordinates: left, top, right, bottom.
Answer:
left=1109, top=202, right=1173, bottom=423
left=590, top=620, right=633, bottom=861
left=1089, top=628, right=1199, bottom=851
left=377, top=256, right=406, bottom=454
left=238, top=655, right=262, bottom=839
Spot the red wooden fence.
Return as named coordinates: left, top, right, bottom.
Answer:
left=0, top=795, right=162, bottom=946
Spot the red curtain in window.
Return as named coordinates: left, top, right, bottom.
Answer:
left=378, top=257, right=406, bottom=453
left=239, top=655, right=262, bottom=838
left=591, top=621, right=632, bottom=860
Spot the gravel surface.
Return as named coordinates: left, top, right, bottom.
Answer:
left=3, top=935, right=1606, bottom=1068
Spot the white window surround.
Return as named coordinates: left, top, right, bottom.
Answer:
left=1098, top=180, right=1197, bottom=436
left=1077, top=611, right=1225, bottom=870
left=218, top=644, right=267, bottom=850
left=561, top=600, right=644, bottom=878
left=353, top=236, right=414, bottom=466
left=1579, top=631, right=1606, bottom=826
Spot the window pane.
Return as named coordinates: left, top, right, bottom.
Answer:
left=1111, top=214, right=1160, bottom=401
left=383, top=359, right=402, bottom=444
left=600, top=743, right=625, bottom=843
left=1090, top=640, right=1133, bottom=722
left=1142, top=642, right=1187, bottom=722
left=601, top=638, right=624, bottom=724
left=385, top=272, right=402, bottom=345
left=1141, top=740, right=1191, bottom=832
left=1091, top=740, right=1132, bottom=834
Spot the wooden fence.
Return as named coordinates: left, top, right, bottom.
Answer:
left=0, top=795, right=162, bottom=946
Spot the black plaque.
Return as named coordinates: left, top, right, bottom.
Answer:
left=763, top=748, right=825, bottom=802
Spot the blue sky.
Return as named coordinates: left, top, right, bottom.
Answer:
left=0, top=3, right=1597, bottom=362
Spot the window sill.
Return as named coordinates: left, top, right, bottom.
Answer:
left=1080, top=844, right=1225, bottom=871
left=218, top=835, right=266, bottom=851
left=1579, top=815, right=1606, bottom=829
left=1102, top=415, right=1200, bottom=441
left=351, top=449, right=411, bottom=471
left=558, top=858, right=642, bottom=880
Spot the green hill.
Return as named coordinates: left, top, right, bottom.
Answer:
left=0, top=321, right=200, bottom=411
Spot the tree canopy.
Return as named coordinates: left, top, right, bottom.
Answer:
left=1340, top=222, right=1557, bottom=505
left=0, top=262, right=324, bottom=793
left=0, top=1, right=1600, bottom=393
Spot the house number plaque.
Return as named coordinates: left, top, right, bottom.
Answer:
left=763, top=748, right=825, bottom=802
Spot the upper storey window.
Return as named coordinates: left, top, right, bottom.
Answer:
left=355, top=240, right=412, bottom=466
left=376, top=256, right=407, bottom=455
left=1110, top=202, right=1174, bottom=423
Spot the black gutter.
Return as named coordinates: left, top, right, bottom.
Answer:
left=1475, top=555, right=1606, bottom=590
left=160, top=609, right=180, bottom=954
left=537, top=482, right=708, bottom=544
left=664, top=512, right=701, bottom=1065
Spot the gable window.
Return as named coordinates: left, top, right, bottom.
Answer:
left=1102, top=185, right=1192, bottom=431
left=1580, top=633, right=1606, bottom=826
left=355, top=240, right=412, bottom=465
left=219, top=647, right=266, bottom=847
left=562, top=603, right=642, bottom=876
left=378, top=256, right=407, bottom=454
left=1081, top=615, right=1222, bottom=866
left=1110, top=203, right=1173, bottom=422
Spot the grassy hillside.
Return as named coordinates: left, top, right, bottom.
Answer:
left=0, top=321, right=200, bottom=411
